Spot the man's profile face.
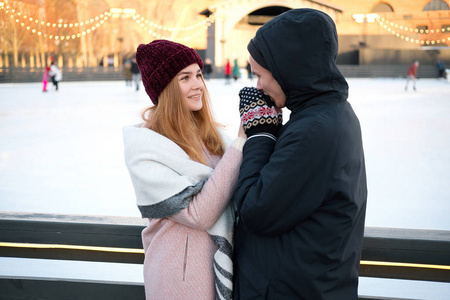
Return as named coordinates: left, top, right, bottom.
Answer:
left=249, top=55, right=286, bottom=108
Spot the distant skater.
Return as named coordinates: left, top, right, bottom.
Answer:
left=224, top=59, right=231, bottom=84
left=436, top=59, right=446, bottom=79
left=131, top=57, right=141, bottom=91
left=124, top=59, right=132, bottom=86
left=405, top=60, right=419, bottom=91
left=204, top=58, right=213, bottom=80
left=246, top=61, right=253, bottom=80
left=233, top=59, right=240, bottom=81
left=49, top=61, right=62, bottom=91
left=42, top=66, right=50, bottom=92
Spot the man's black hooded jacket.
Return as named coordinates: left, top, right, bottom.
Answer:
left=233, top=9, right=368, bottom=300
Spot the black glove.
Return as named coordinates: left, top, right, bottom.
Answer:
left=239, top=87, right=283, bottom=137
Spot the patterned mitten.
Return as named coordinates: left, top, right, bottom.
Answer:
left=239, top=87, right=283, bottom=137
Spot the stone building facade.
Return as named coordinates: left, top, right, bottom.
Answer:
left=1, top=0, right=449, bottom=68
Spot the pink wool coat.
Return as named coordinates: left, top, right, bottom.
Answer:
left=141, top=140, right=243, bottom=299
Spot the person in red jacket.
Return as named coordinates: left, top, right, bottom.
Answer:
left=405, top=60, right=419, bottom=91
left=224, top=58, right=231, bottom=84
left=42, top=66, right=50, bottom=92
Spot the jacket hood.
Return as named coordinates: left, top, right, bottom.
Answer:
left=248, top=9, right=348, bottom=112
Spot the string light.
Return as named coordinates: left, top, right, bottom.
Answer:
left=0, top=5, right=111, bottom=40
left=135, top=15, right=214, bottom=42
left=376, top=16, right=450, bottom=45
left=128, top=10, right=215, bottom=42
left=377, top=17, right=450, bottom=34
left=132, top=13, right=215, bottom=33
left=0, top=5, right=215, bottom=42
left=0, top=5, right=111, bottom=29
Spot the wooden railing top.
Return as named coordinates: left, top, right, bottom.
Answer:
left=1, top=211, right=449, bottom=283
left=0, top=211, right=147, bottom=226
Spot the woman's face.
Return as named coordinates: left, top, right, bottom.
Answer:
left=177, top=63, right=204, bottom=112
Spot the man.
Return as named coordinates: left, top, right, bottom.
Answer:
left=233, top=9, right=367, bottom=299
left=436, top=59, right=446, bottom=79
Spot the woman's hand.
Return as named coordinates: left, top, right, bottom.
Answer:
left=238, top=122, right=247, bottom=139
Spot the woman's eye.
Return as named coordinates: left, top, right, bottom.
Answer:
left=197, top=73, right=202, bottom=78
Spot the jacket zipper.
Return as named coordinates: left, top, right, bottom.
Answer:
left=183, top=234, right=189, bottom=281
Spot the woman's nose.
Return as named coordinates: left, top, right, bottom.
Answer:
left=193, top=78, right=203, bottom=90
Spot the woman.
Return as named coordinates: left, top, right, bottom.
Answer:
left=123, top=40, right=246, bottom=300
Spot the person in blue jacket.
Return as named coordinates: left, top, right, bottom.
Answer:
left=233, top=9, right=367, bottom=299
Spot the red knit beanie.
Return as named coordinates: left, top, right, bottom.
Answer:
left=136, top=40, right=204, bottom=105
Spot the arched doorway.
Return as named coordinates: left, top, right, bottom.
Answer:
left=205, top=0, right=343, bottom=69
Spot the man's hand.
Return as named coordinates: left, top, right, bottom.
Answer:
left=239, top=87, right=283, bottom=138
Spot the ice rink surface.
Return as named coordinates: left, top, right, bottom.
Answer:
left=1, top=77, right=449, bottom=230
left=1, top=77, right=450, bottom=298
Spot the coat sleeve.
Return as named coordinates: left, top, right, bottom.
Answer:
left=234, top=119, right=338, bottom=236
left=168, top=140, right=243, bottom=231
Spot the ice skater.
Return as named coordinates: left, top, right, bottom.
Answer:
left=436, top=59, right=446, bottom=79
left=124, top=59, right=132, bottom=86
left=42, top=66, right=50, bottom=92
left=49, top=61, right=62, bottom=91
left=203, top=58, right=213, bottom=80
left=224, top=58, right=231, bottom=84
left=233, top=58, right=240, bottom=81
left=130, top=57, right=141, bottom=91
left=405, top=60, right=419, bottom=91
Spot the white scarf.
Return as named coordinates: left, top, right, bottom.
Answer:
left=123, top=125, right=234, bottom=300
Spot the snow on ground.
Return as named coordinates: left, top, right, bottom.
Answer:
left=1, top=77, right=450, bottom=298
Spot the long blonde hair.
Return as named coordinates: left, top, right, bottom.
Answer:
left=142, top=76, right=224, bottom=164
